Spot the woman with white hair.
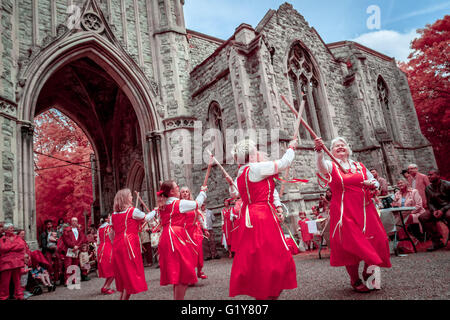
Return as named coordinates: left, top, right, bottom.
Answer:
left=315, top=137, right=391, bottom=293
left=229, top=138, right=298, bottom=300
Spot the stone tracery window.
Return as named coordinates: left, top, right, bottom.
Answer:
left=377, top=76, right=396, bottom=141
left=287, top=42, right=329, bottom=141
left=207, top=102, right=226, bottom=160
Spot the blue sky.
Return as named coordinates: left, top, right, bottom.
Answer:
left=183, top=0, right=450, bottom=62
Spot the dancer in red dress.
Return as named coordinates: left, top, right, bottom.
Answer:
left=97, top=214, right=115, bottom=295
left=110, top=189, right=155, bottom=300
left=221, top=199, right=233, bottom=257
left=153, top=180, right=207, bottom=300
left=180, top=186, right=208, bottom=280
left=297, top=211, right=314, bottom=250
left=229, top=138, right=298, bottom=300
left=315, top=137, right=391, bottom=292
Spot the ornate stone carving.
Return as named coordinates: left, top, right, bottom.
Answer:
left=163, top=117, right=197, bottom=131
left=81, top=11, right=105, bottom=34
left=0, top=98, right=17, bottom=117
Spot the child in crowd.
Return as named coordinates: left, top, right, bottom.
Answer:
left=79, top=243, right=93, bottom=281
left=47, top=231, right=58, bottom=251
left=31, top=264, right=55, bottom=292
left=21, top=254, right=33, bottom=299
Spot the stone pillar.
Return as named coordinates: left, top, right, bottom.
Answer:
left=228, top=24, right=256, bottom=131
left=16, top=122, right=38, bottom=247
left=162, top=117, right=196, bottom=188
left=146, top=131, right=164, bottom=207
left=150, top=0, right=190, bottom=118
left=0, top=98, right=17, bottom=225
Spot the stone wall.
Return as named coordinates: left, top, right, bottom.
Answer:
left=187, top=30, right=223, bottom=71
left=0, top=98, right=17, bottom=223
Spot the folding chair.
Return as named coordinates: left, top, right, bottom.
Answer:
left=379, top=209, right=398, bottom=255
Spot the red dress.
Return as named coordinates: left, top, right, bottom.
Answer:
left=222, top=208, right=232, bottom=248
left=298, top=218, right=313, bottom=242
left=328, top=162, right=391, bottom=268
left=184, top=210, right=204, bottom=270
left=159, top=200, right=197, bottom=286
left=111, top=207, right=148, bottom=294
left=229, top=166, right=297, bottom=299
left=97, top=224, right=114, bottom=278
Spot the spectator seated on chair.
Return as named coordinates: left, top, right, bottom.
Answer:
left=30, top=250, right=55, bottom=292
left=392, top=179, right=426, bottom=252
left=421, top=169, right=450, bottom=252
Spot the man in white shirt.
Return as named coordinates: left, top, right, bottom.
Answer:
left=202, top=204, right=220, bottom=260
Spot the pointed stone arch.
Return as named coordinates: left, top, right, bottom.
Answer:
left=16, top=29, right=163, bottom=243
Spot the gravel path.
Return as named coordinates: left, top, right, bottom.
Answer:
left=29, top=248, right=450, bottom=300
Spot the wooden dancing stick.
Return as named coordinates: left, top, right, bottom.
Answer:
left=206, top=150, right=239, bottom=193
left=279, top=96, right=306, bottom=197
left=203, top=153, right=214, bottom=187
left=135, top=192, right=140, bottom=208
left=135, top=191, right=152, bottom=231
left=280, top=95, right=348, bottom=174
left=135, top=193, right=151, bottom=213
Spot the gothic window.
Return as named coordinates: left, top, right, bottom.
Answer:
left=207, top=102, right=225, bottom=160
left=377, top=76, right=396, bottom=141
left=287, top=42, right=329, bottom=140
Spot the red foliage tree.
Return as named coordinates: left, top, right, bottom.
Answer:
left=34, top=109, right=94, bottom=235
left=399, top=15, right=450, bottom=179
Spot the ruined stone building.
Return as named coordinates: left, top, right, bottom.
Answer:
left=0, top=0, right=436, bottom=246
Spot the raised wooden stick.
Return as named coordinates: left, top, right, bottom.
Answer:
left=280, top=95, right=347, bottom=174
left=135, top=191, right=152, bottom=232
left=135, top=192, right=140, bottom=208
left=279, top=97, right=306, bottom=197
left=203, top=153, right=214, bottom=187
left=207, top=150, right=238, bottom=193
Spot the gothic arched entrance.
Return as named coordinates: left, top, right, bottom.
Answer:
left=17, top=33, right=162, bottom=244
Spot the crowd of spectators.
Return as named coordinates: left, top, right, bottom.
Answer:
left=0, top=217, right=98, bottom=300
left=295, top=164, right=449, bottom=255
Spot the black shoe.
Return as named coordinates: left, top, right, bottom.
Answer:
left=81, top=275, right=91, bottom=281
left=214, top=255, right=221, bottom=260
left=204, top=257, right=212, bottom=261
left=427, top=242, right=445, bottom=252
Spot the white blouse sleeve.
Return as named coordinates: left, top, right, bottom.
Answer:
left=133, top=208, right=157, bottom=222
left=365, top=169, right=380, bottom=188
left=315, top=150, right=332, bottom=175
left=249, top=148, right=295, bottom=182
left=273, top=188, right=282, bottom=208
left=179, top=191, right=207, bottom=213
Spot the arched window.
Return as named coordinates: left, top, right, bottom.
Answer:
left=207, top=102, right=226, bottom=161
left=287, top=42, right=329, bottom=140
left=377, top=76, right=396, bottom=141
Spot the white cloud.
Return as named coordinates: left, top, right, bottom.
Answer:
left=352, top=29, right=418, bottom=62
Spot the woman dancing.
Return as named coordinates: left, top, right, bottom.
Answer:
left=229, top=138, right=298, bottom=300
left=180, top=186, right=208, bottom=280
left=315, top=137, right=391, bottom=292
left=154, top=180, right=207, bottom=300
left=97, top=214, right=115, bottom=295
left=110, top=189, right=155, bottom=300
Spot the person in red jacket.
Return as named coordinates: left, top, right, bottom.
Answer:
left=0, top=223, right=27, bottom=300
left=60, top=217, right=87, bottom=285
